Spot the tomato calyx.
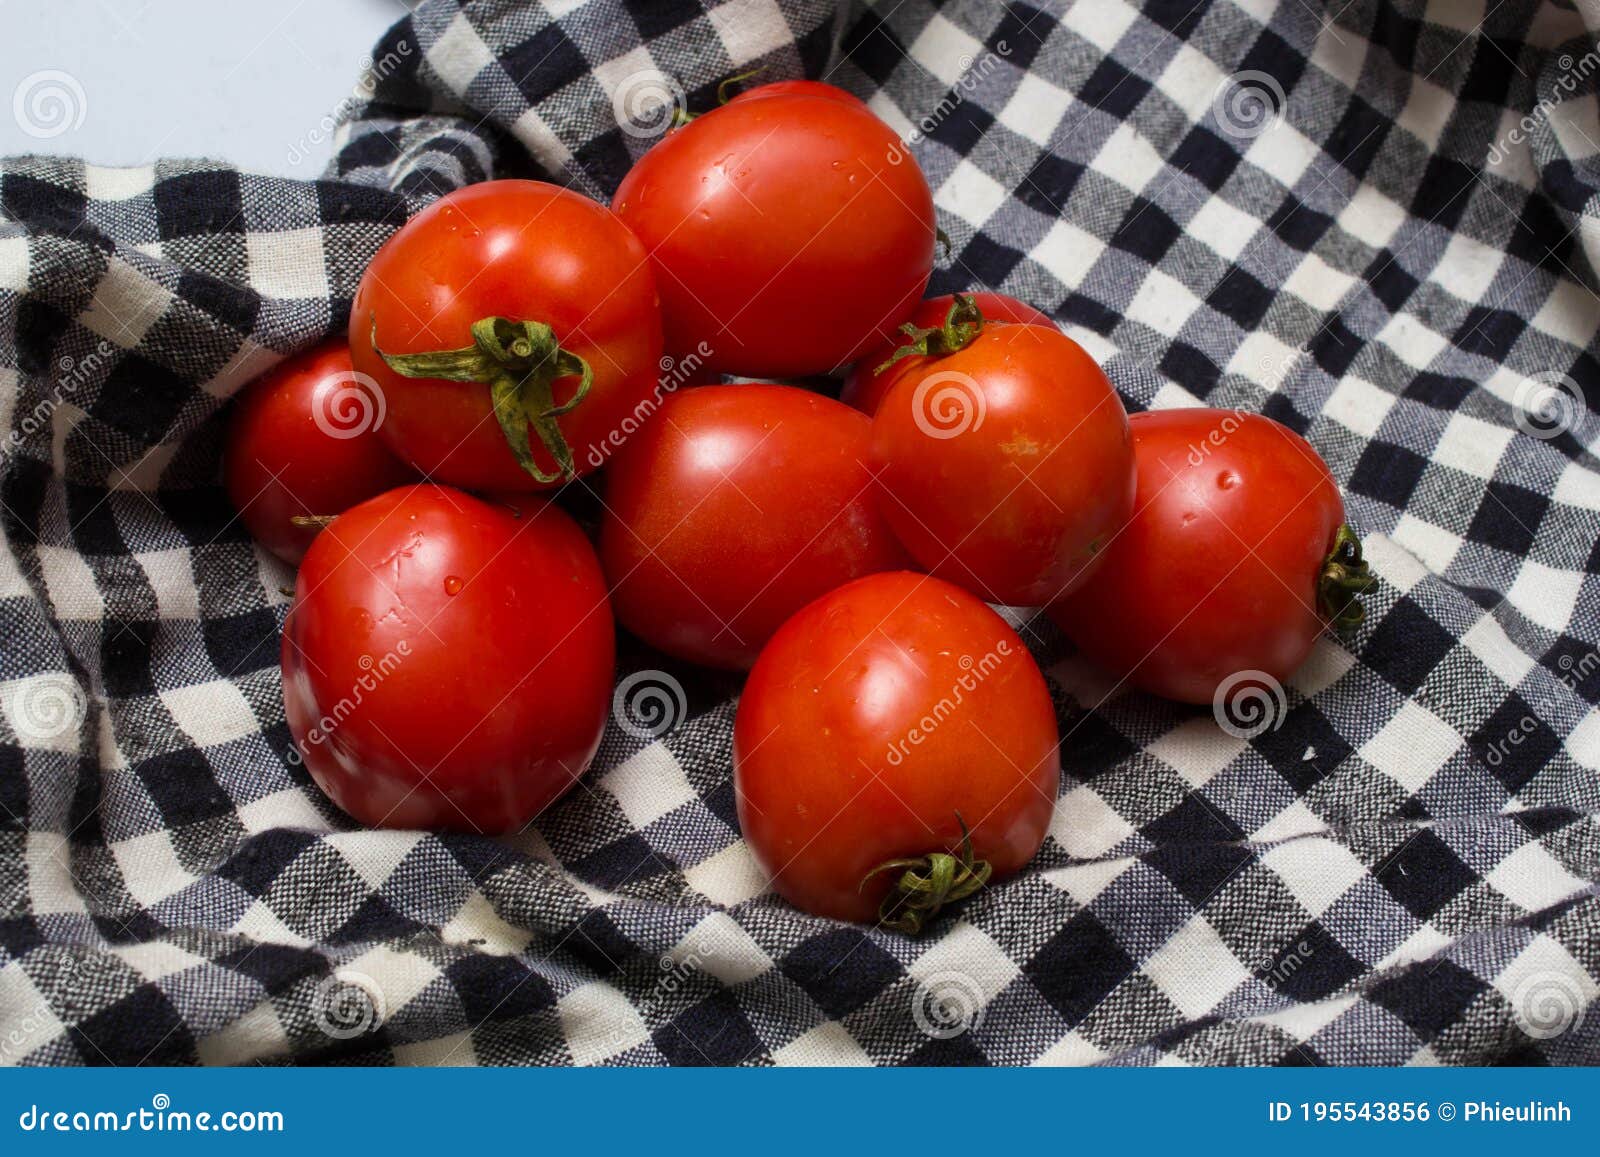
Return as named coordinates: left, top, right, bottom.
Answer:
left=372, top=316, right=594, bottom=485
left=1318, top=524, right=1376, bottom=631
left=860, top=814, right=992, bottom=935
left=874, top=292, right=984, bottom=374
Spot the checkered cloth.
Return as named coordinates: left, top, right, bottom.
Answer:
left=2, top=0, right=1598, bottom=1067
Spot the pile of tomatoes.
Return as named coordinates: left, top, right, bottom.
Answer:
left=227, top=80, right=1373, bottom=933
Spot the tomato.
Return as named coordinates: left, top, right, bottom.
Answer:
left=612, top=81, right=935, bottom=377
left=1049, top=409, right=1373, bottom=705
left=735, top=572, right=1058, bottom=929
left=350, top=180, right=663, bottom=491
left=223, top=340, right=415, bottom=565
left=841, top=292, right=1053, bottom=416
left=870, top=303, right=1135, bottom=606
left=599, top=384, right=910, bottom=669
left=282, top=484, right=614, bottom=832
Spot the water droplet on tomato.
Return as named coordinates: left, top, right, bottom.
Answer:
left=1217, top=471, right=1239, bottom=490
left=444, top=575, right=463, bottom=596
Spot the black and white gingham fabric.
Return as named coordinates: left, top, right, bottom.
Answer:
left=2, top=0, right=1598, bottom=1066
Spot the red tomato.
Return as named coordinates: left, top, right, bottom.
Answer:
left=223, top=340, right=415, bottom=565
left=350, top=180, right=663, bottom=491
left=1049, top=409, right=1373, bottom=705
left=282, top=484, right=614, bottom=832
left=613, top=81, right=935, bottom=377
left=870, top=313, right=1134, bottom=606
left=735, top=572, right=1059, bottom=929
left=841, top=292, right=1053, bottom=415
left=599, top=384, right=910, bottom=669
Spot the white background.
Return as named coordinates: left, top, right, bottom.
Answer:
left=1, top=1, right=405, bottom=175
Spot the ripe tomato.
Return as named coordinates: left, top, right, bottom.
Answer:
left=870, top=306, right=1135, bottom=606
left=282, top=484, right=614, bottom=832
left=734, top=572, right=1059, bottom=930
left=599, top=384, right=910, bottom=669
left=350, top=180, right=663, bottom=491
left=841, top=292, right=1053, bottom=416
left=223, top=340, right=415, bottom=564
left=613, top=81, right=935, bottom=377
left=1049, top=409, right=1373, bottom=705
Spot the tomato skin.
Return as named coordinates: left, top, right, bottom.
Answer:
left=734, top=572, right=1058, bottom=925
left=1049, top=409, right=1347, bottom=705
left=282, top=484, right=614, bottom=833
left=599, top=384, right=911, bottom=670
left=841, top=293, right=1053, bottom=416
left=350, top=180, right=663, bottom=491
left=223, top=340, right=415, bottom=565
left=870, top=323, right=1134, bottom=607
left=613, top=84, right=935, bottom=377
left=729, top=80, right=864, bottom=106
